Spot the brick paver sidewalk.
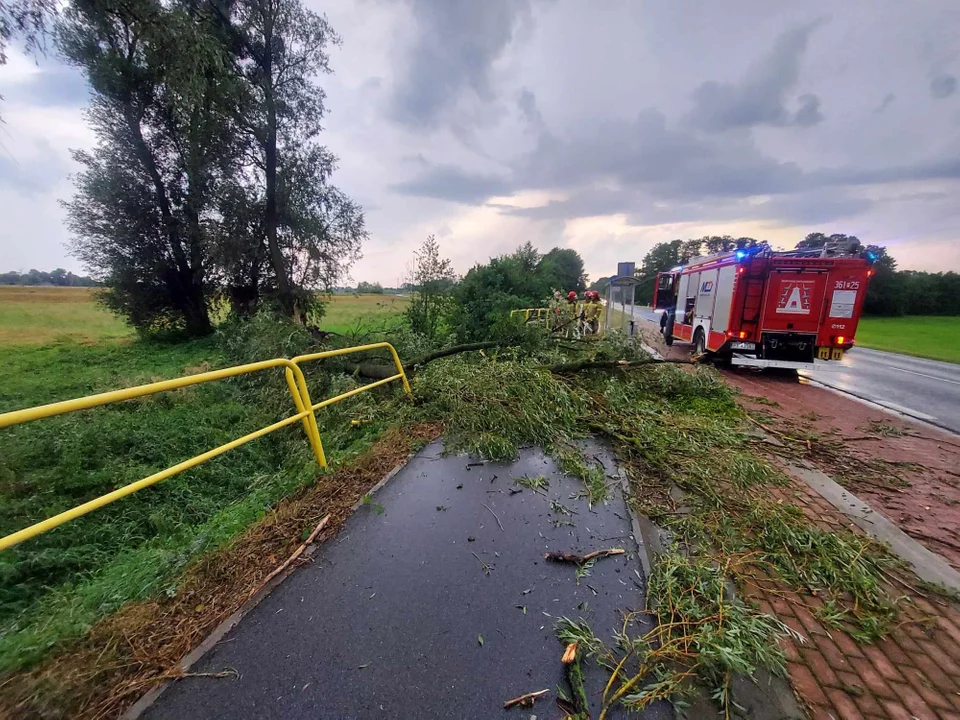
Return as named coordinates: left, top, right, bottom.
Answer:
left=751, top=476, right=960, bottom=720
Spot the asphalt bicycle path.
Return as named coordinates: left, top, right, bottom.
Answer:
left=140, top=439, right=671, bottom=720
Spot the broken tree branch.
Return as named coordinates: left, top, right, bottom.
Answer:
left=407, top=341, right=502, bottom=370
left=503, top=688, right=549, bottom=709
left=481, top=502, right=504, bottom=531
left=249, top=514, right=331, bottom=598
left=545, top=548, right=625, bottom=565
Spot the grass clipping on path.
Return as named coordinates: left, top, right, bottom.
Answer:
left=557, top=554, right=800, bottom=719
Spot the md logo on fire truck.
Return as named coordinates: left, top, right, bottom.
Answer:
left=776, top=280, right=813, bottom=315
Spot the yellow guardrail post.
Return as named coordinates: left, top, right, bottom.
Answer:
left=283, top=363, right=327, bottom=467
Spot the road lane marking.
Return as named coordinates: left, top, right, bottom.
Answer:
left=873, top=400, right=939, bottom=422
left=885, top=366, right=960, bottom=386
left=801, top=376, right=941, bottom=424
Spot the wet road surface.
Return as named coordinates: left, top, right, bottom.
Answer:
left=800, top=347, right=960, bottom=434
left=142, top=439, right=669, bottom=720
left=633, top=307, right=960, bottom=434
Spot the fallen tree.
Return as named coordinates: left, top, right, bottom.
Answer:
left=320, top=341, right=696, bottom=381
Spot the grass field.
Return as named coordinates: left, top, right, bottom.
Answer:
left=0, top=287, right=410, bottom=672
left=856, top=316, right=960, bottom=364
left=316, top=293, right=409, bottom=335
left=0, top=287, right=133, bottom=345
left=0, top=286, right=409, bottom=346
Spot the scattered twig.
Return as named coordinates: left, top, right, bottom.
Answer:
left=471, top=551, right=492, bottom=575
left=163, top=669, right=238, bottom=681
left=503, top=688, right=549, bottom=709
left=482, top=502, right=504, bottom=531
left=546, top=548, right=625, bottom=565
left=249, top=515, right=331, bottom=598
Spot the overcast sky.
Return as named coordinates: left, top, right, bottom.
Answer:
left=1, top=0, right=959, bottom=285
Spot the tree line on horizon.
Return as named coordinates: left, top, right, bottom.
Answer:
left=0, top=269, right=97, bottom=287
left=588, top=233, right=959, bottom=318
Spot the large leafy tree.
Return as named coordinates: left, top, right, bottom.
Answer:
left=60, top=0, right=237, bottom=335
left=60, top=0, right=366, bottom=330
left=450, top=243, right=588, bottom=340
left=537, top=247, right=586, bottom=293
left=861, top=245, right=903, bottom=316
left=226, top=0, right=364, bottom=318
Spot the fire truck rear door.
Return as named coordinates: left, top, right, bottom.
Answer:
left=761, top=269, right=829, bottom=334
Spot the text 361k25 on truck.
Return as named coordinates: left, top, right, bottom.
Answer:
left=653, top=240, right=875, bottom=370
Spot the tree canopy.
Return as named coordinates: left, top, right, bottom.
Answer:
left=58, top=0, right=366, bottom=334
left=449, top=242, right=589, bottom=341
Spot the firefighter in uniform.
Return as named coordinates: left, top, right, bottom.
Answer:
left=564, top=291, right=580, bottom=337
left=583, top=291, right=601, bottom=336
left=547, top=290, right=564, bottom=331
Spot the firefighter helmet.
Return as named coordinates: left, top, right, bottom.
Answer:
left=567, top=291, right=578, bottom=300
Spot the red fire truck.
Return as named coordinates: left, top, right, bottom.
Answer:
left=653, top=244, right=874, bottom=369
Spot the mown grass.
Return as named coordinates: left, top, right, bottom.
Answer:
left=0, top=298, right=410, bottom=673
left=315, top=294, right=409, bottom=335
left=0, top=287, right=409, bottom=347
left=856, top=315, right=960, bottom=364
left=0, top=287, right=133, bottom=345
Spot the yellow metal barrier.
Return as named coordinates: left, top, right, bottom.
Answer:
left=510, top=308, right=548, bottom=322
left=288, top=342, right=413, bottom=466
left=0, top=344, right=411, bottom=552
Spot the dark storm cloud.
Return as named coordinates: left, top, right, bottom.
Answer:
left=793, top=94, right=823, bottom=127
left=517, top=87, right=544, bottom=128
left=753, top=190, right=874, bottom=225
left=873, top=93, right=896, bottom=113
left=394, top=102, right=818, bottom=209
left=812, top=156, right=960, bottom=187
left=518, top=109, right=804, bottom=199
left=390, top=163, right=511, bottom=203
left=389, top=0, right=532, bottom=128
left=687, top=20, right=825, bottom=132
left=930, top=73, right=957, bottom=99
left=394, top=106, right=806, bottom=205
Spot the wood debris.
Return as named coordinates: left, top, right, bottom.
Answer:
left=545, top=548, right=625, bottom=565
left=503, top=688, right=549, bottom=709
